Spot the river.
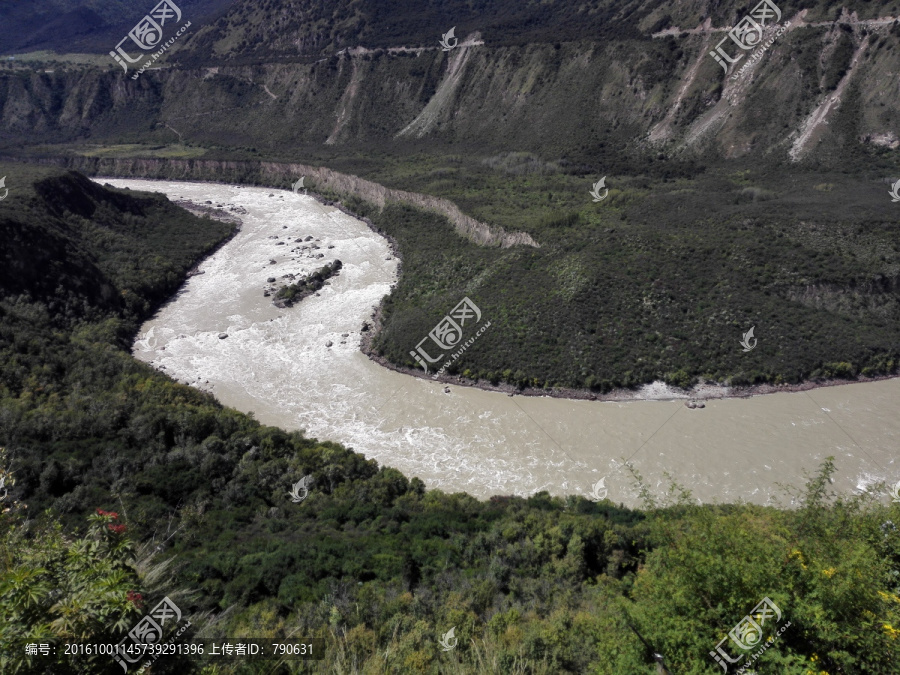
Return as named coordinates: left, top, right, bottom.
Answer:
left=101, top=178, right=899, bottom=506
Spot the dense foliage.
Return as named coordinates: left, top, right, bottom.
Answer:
left=359, top=166, right=900, bottom=392
left=0, top=505, right=201, bottom=674
left=0, top=165, right=898, bottom=674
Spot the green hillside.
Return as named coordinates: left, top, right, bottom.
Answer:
left=0, top=165, right=898, bottom=674
left=365, top=167, right=900, bottom=391
left=2, top=0, right=900, bottom=667
left=17, top=155, right=900, bottom=393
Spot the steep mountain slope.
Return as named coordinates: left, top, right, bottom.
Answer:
left=171, top=0, right=896, bottom=58
left=1, top=2, right=899, bottom=164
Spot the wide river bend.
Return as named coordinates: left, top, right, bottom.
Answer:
left=103, top=179, right=899, bottom=506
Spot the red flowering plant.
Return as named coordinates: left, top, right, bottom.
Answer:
left=126, top=590, right=145, bottom=609
left=89, top=507, right=130, bottom=540
left=94, top=508, right=127, bottom=533
left=86, top=507, right=143, bottom=623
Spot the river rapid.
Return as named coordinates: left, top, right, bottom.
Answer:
left=102, top=178, right=899, bottom=506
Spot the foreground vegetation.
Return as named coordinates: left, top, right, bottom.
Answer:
left=0, top=165, right=898, bottom=674
left=4, top=457, right=900, bottom=674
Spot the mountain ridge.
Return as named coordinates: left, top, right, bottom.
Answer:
left=2, top=9, right=899, bottom=164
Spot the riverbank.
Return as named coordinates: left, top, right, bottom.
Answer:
left=109, top=176, right=899, bottom=406
left=106, top=177, right=897, bottom=505
left=295, top=180, right=900, bottom=406
left=360, top=336, right=900, bottom=404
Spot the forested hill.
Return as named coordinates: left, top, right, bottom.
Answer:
left=0, top=165, right=899, bottom=673
left=0, top=167, right=234, bottom=333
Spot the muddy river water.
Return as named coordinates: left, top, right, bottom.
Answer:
left=103, top=179, right=899, bottom=506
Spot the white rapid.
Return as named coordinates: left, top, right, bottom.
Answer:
left=104, top=179, right=900, bottom=506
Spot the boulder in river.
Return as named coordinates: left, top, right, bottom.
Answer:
left=218, top=333, right=228, bottom=339
left=325, top=340, right=333, bottom=347
left=267, top=277, right=276, bottom=283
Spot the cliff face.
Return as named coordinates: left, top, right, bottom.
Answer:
left=29, top=156, right=538, bottom=248
left=1, top=5, right=898, bottom=166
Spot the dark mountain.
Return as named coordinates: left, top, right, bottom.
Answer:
left=1, top=1, right=898, bottom=163
left=0, top=0, right=236, bottom=55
